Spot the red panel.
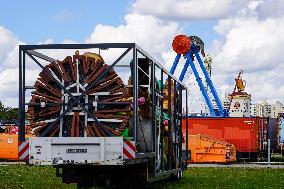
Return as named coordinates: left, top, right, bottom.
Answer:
left=182, top=117, right=267, bottom=152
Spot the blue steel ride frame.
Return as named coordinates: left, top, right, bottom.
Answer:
left=170, top=43, right=226, bottom=117
left=170, top=54, right=181, bottom=75
left=191, top=44, right=225, bottom=116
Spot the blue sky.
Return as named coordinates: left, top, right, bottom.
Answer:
left=0, top=0, right=218, bottom=45
left=0, top=0, right=131, bottom=43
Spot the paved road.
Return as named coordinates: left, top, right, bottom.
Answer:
left=188, top=163, right=284, bottom=168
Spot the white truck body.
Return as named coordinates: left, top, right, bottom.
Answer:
left=29, top=137, right=124, bottom=166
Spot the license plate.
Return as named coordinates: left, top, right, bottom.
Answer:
left=66, top=149, right=87, bottom=153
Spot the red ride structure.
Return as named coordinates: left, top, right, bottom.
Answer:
left=172, top=35, right=190, bottom=55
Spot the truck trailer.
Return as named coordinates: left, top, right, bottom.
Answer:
left=18, top=43, right=190, bottom=187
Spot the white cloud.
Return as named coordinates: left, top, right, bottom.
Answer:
left=0, top=26, right=19, bottom=65
left=0, top=68, right=40, bottom=107
left=52, top=9, right=79, bottom=22
left=0, top=26, right=80, bottom=108
left=37, top=38, right=54, bottom=44
left=86, top=13, right=184, bottom=85
left=211, top=1, right=284, bottom=104
left=0, top=27, right=21, bottom=107
left=256, top=0, right=284, bottom=19
left=132, top=0, right=248, bottom=20
left=87, top=13, right=181, bottom=62
left=85, top=3, right=284, bottom=110
left=214, top=17, right=284, bottom=73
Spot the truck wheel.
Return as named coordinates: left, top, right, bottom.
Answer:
left=172, top=170, right=183, bottom=180
left=178, top=170, right=183, bottom=179
left=77, top=181, right=92, bottom=189
left=76, top=175, right=94, bottom=189
left=117, top=178, right=131, bottom=189
left=77, top=183, right=82, bottom=189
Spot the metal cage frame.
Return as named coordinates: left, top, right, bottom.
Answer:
left=18, top=43, right=190, bottom=173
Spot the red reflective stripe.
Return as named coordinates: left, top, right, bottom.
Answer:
left=123, top=147, right=134, bottom=159
left=125, top=141, right=136, bottom=152
left=23, top=153, right=29, bottom=160
left=18, top=143, right=29, bottom=158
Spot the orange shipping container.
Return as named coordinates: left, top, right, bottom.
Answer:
left=0, top=134, right=30, bottom=160
left=182, top=117, right=267, bottom=154
left=184, top=134, right=236, bottom=163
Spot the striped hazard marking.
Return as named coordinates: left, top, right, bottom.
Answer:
left=123, top=140, right=136, bottom=160
left=18, top=141, right=29, bottom=160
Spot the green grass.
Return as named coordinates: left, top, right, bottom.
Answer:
left=149, top=168, right=284, bottom=189
left=0, top=165, right=284, bottom=189
left=0, top=165, right=76, bottom=189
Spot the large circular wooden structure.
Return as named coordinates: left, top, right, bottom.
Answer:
left=27, top=51, right=131, bottom=137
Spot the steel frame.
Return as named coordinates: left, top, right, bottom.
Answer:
left=170, top=43, right=227, bottom=117
left=19, top=43, right=189, bottom=173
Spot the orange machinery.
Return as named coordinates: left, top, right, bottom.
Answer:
left=0, top=125, right=31, bottom=160
left=183, top=134, right=236, bottom=163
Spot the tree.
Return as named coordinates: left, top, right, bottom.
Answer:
left=0, top=101, right=19, bottom=122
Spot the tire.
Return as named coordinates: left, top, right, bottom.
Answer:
left=172, top=170, right=183, bottom=181
left=176, top=170, right=181, bottom=180
left=178, top=170, right=183, bottom=179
